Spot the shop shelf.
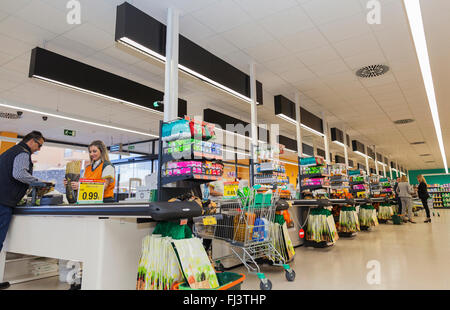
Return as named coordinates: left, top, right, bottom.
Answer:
left=300, top=173, right=330, bottom=179
left=162, top=152, right=222, bottom=163
left=161, top=174, right=222, bottom=186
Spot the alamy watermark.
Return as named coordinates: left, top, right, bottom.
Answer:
left=366, top=260, right=381, bottom=285
left=366, top=0, right=381, bottom=25
left=66, top=0, right=81, bottom=25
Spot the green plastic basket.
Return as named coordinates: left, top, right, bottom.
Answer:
left=392, top=214, right=403, bottom=225
left=174, top=272, right=245, bottom=290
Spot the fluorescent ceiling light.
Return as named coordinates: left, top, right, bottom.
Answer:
left=0, top=102, right=158, bottom=138
left=404, top=0, right=448, bottom=173
left=32, top=75, right=164, bottom=117
left=301, top=124, right=325, bottom=137
left=276, top=113, right=297, bottom=125
left=279, top=160, right=298, bottom=166
left=119, top=36, right=257, bottom=105
left=355, top=151, right=367, bottom=158
left=332, top=140, right=346, bottom=148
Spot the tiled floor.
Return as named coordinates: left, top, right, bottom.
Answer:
left=4, top=210, right=449, bottom=290
left=238, top=210, right=449, bottom=290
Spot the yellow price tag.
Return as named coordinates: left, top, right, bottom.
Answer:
left=77, top=179, right=105, bottom=204
left=224, top=182, right=239, bottom=198
left=203, top=216, right=217, bottom=226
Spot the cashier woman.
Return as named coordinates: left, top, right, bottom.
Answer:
left=64, top=140, right=116, bottom=203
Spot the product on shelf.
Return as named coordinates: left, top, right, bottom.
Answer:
left=359, top=205, right=379, bottom=227
left=306, top=208, right=339, bottom=244
left=378, top=204, right=394, bottom=220
left=136, top=235, right=183, bottom=290
left=338, top=206, right=360, bottom=233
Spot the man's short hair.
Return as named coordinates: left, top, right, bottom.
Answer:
left=22, top=131, right=45, bottom=143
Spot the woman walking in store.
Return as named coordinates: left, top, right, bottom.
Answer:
left=417, top=174, right=432, bottom=223
left=396, top=176, right=416, bottom=223
left=64, top=140, right=116, bottom=203
left=393, top=177, right=403, bottom=216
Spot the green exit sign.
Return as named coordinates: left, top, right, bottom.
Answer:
left=64, top=129, right=76, bottom=137
left=128, top=145, right=135, bottom=150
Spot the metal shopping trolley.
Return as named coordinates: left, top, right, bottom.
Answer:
left=193, top=187, right=295, bottom=290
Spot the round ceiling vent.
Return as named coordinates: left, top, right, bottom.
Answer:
left=356, top=64, right=389, bottom=78
left=393, top=119, right=415, bottom=125
left=0, top=112, right=21, bottom=119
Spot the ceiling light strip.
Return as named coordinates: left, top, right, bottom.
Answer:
left=119, top=37, right=255, bottom=105
left=0, top=102, right=158, bottom=138
left=404, top=0, right=448, bottom=173
left=33, top=75, right=164, bottom=116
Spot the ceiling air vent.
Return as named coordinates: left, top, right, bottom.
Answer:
left=425, top=161, right=435, bottom=163
left=420, top=154, right=431, bottom=156
left=356, top=64, right=389, bottom=78
left=0, top=112, right=21, bottom=119
left=410, top=141, right=425, bottom=145
left=393, top=119, right=415, bottom=125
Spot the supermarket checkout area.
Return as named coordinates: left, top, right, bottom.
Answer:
left=0, top=201, right=201, bottom=290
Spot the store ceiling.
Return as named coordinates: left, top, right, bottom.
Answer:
left=0, top=0, right=447, bottom=170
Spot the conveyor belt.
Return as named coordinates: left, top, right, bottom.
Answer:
left=12, top=203, right=154, bottom=218
left=290, top=199, right=332, bottom=207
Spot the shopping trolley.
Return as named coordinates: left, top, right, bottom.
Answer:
left=193, top=187, right=295, bottom=290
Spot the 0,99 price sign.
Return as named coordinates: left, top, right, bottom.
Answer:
left=77, top=179, right=105, bottom=204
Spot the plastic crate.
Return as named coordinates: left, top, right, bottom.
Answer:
left=392, top=214, right=403, bottom=225
left=172, top=272, right=245, bottom=290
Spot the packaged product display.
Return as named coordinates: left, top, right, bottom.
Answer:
left=338, top=206, right=360, bottom=233
left=300, top=156, right=330, bottom=199
left=136, top=235, right=183, bottom=290
left=359, top=205, right=379, bottom=228
left=378, top=204, right=394, bottom=220
left=172, top=238, right=219, bottom=289
left=349, top=170, right=369, bottom=198
left=306, top=208, right=339, bottom=244
left=429, top=184, right=450, bottom=208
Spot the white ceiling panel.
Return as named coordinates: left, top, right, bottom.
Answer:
left=63, top=23, right=114, bottom=52
left=278, top=27, right=329, bottom=53
left=179, top=14, right=215, bottom=42
left=221, top=22, right=273, bottom=51
left=234, top=0, right=298, bottom=20
left=308, top=59, right=349, bottom=77
left=297, top=45, right=340, bottom=67
left=318, top=13, right=372, bottom=43
left=301, top=0, right=362, bottom=26
left=258, top=5, right=314, bottom=38
left=191, top=1, right=251, bottom=33
left=244, top=40, right=290, bottom=63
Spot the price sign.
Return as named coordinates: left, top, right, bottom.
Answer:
left=77, top=179, right=105, bottom=204
left=202, top=216, right=217, bottom=226
left=224, top=182, right=239, bottom=198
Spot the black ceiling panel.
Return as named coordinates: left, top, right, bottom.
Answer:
left=29, top=47, right=186, bottom=117
left=300, top=107, right=323, bottom=134
left=335, top=154, right=345, bottom=164
left=330, top=127, right=344, bottom=143
left=352, top=140, right=365, bottom=154
left=274, top=95, right=296, bottom=120
left=115, top=2, right=263, bottom=104
left=317, top=148, right=325, bottom=157
left=377, top=153, right=383, bottom=162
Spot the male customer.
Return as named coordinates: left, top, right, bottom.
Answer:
left=0, top=131, right=45, bottom=290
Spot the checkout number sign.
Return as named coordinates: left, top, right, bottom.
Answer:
left=77, top=179, right=105, bottom=204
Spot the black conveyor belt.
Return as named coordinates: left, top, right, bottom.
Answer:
left=12, top=203, right=154, bottom=218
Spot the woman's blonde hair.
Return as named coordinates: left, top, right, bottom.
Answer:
left=400, top=175, right=408, bottom=182
left=88, top=140, right=110, bottom=163
left=417, top=174, right=427, bottom=185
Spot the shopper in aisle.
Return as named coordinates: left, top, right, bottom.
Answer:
left=0, top=131, right=46, bottom=290
left=64, top=140, right=116, bottom=203
left=396, top=176, right=416, bottom=223
left=393, top=177, right=403, bottom=215
left=417, top=175, right=432, bottom=223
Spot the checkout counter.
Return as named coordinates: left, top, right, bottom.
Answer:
left=0, top=198, right=201, bottom=290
